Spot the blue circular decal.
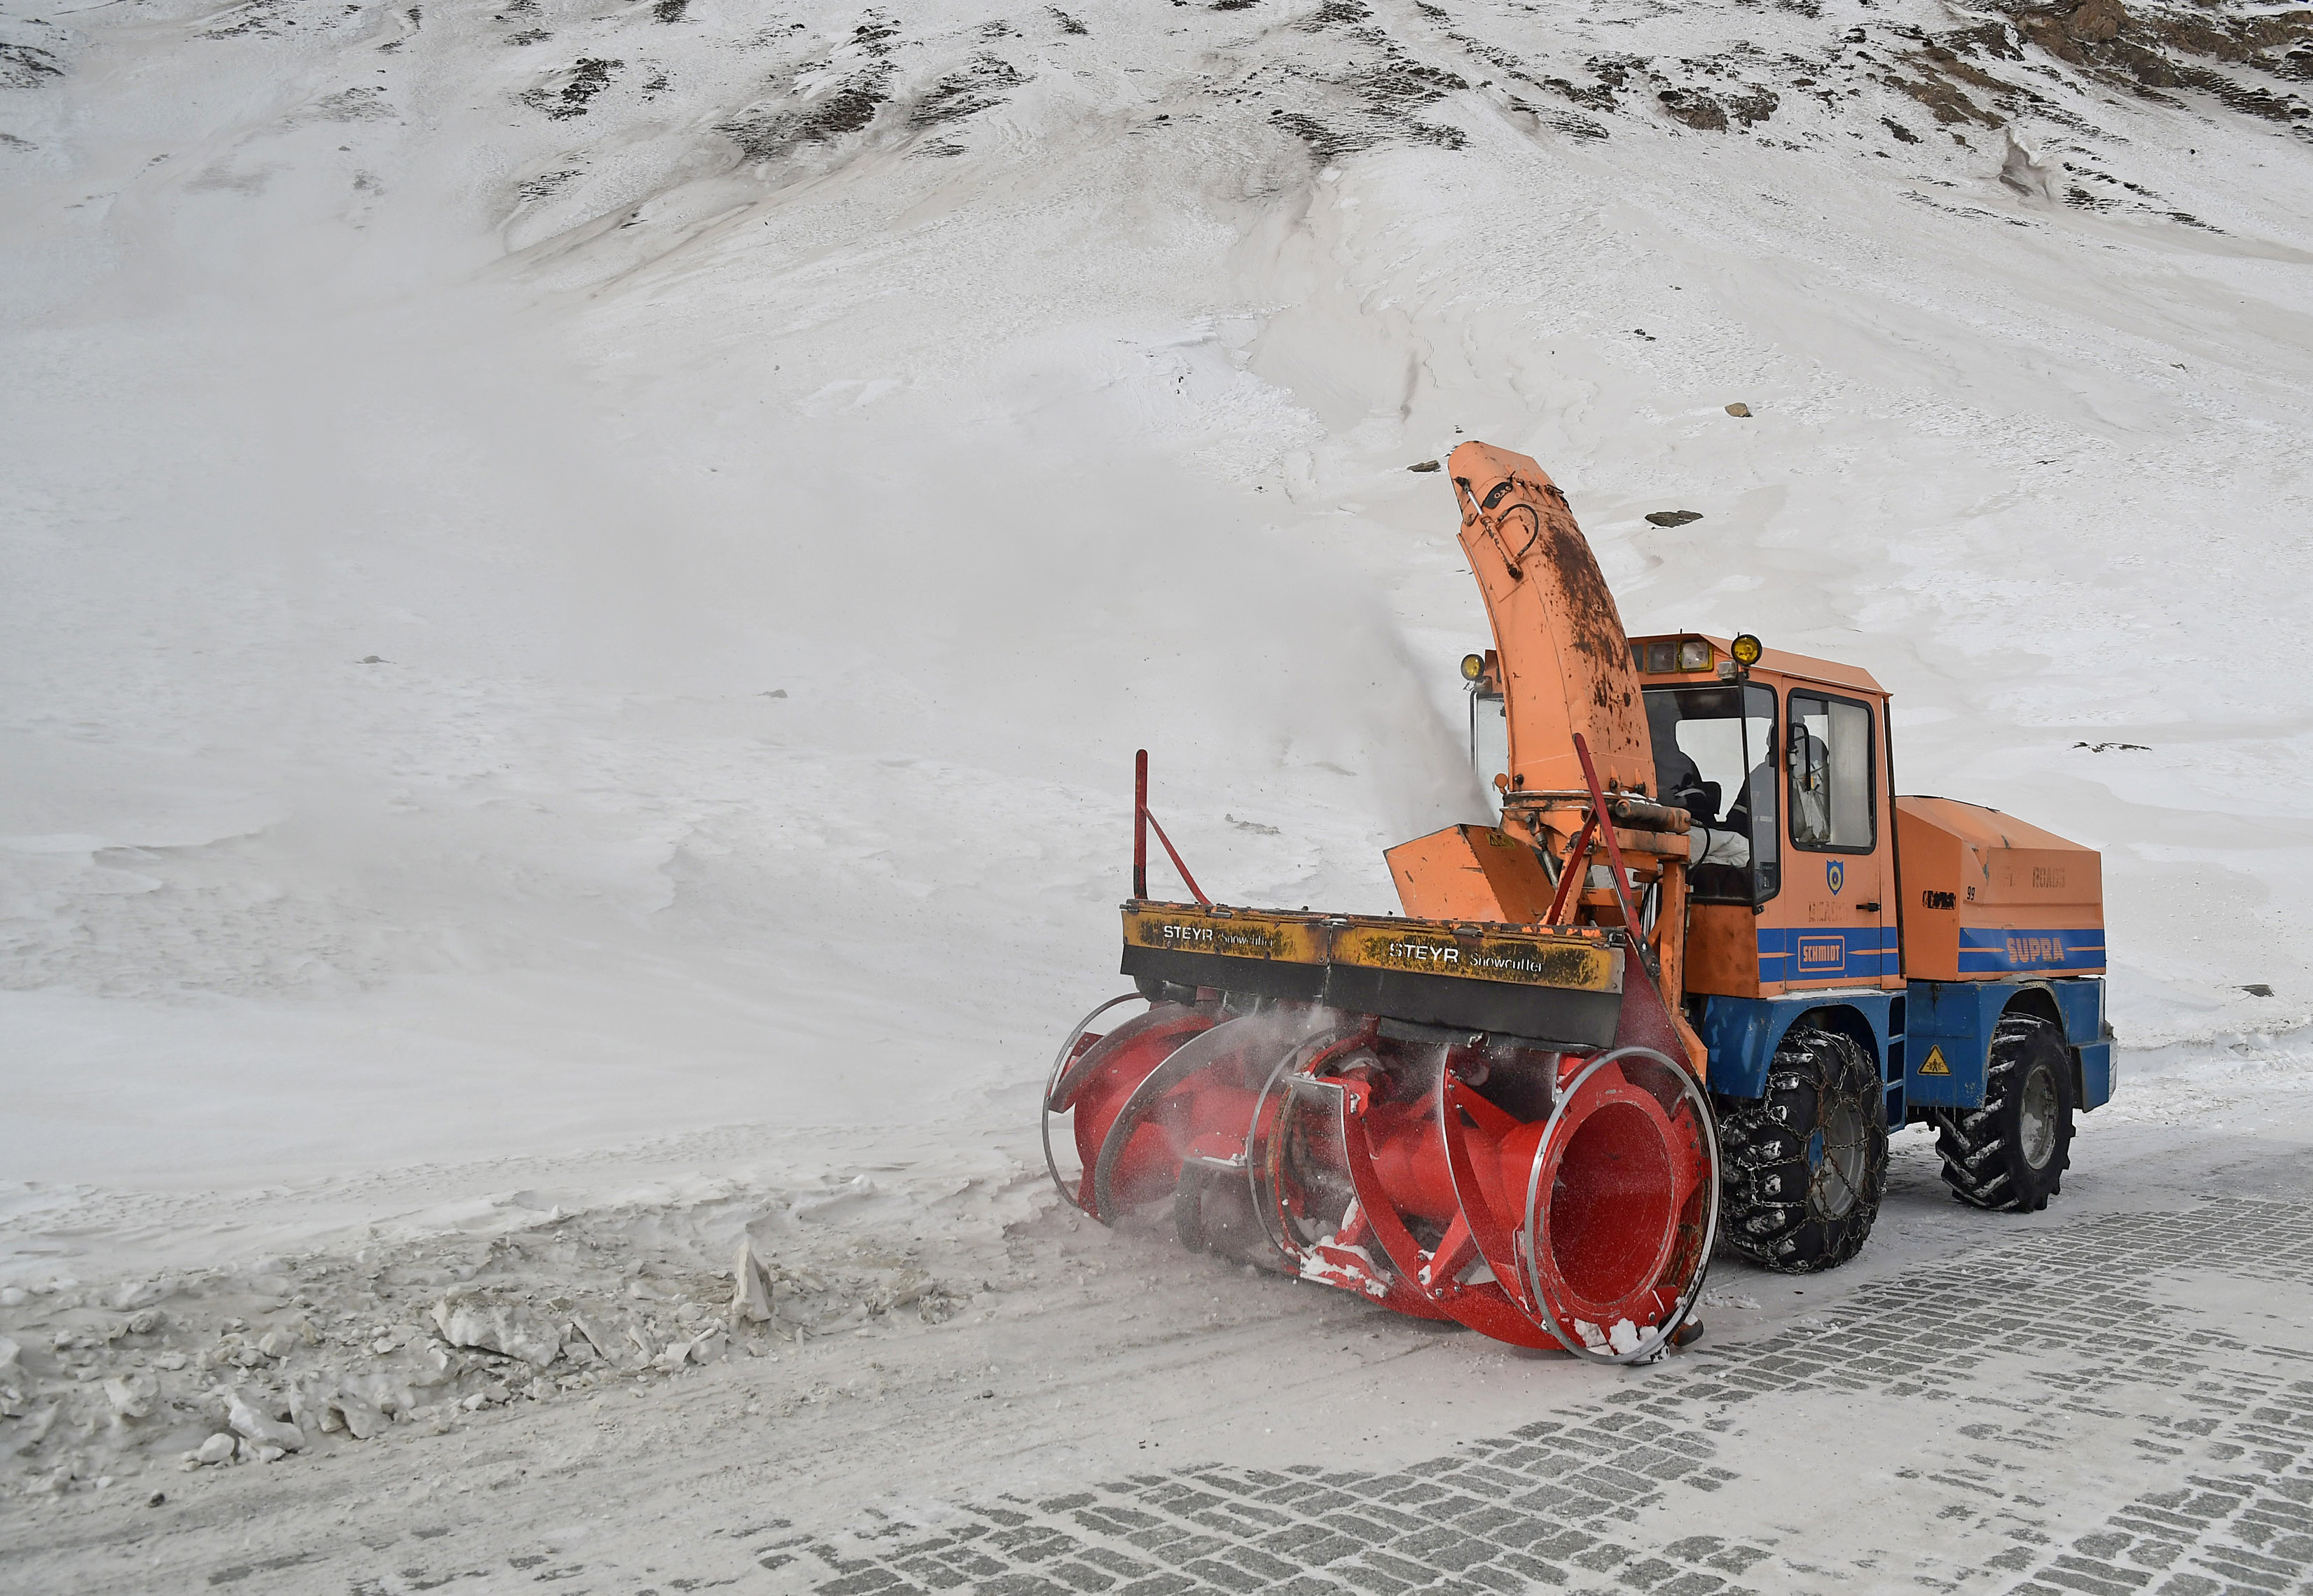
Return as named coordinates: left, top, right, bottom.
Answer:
left=1825, top=859, right=1844, bottom=894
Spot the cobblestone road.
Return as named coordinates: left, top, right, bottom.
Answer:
left=760, top=1198, right=2313, bottom=1596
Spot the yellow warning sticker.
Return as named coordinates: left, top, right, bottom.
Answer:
left=1918, top=1045, right=1951, bottom=1077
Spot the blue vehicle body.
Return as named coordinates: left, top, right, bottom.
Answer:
left=1699, top=977, right=2112, bottom=1127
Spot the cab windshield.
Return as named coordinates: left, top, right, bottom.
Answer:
left=1642, top=683, right=1779, bottom=904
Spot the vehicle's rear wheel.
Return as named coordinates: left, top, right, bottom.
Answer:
left=1717, top=1023, right=1888, bottom=1272
left=1933, top=1013, right=2074, bottom=1212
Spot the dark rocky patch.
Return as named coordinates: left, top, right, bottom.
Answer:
left=1542, top=74, right=1617, bottom=114
left=850, top=18, right=900, bottom=55
left=909, top=55, right=1026, bottom=128
left=1657, top=87, right=1727, bottom=130
left=791, top=76, right=890, bottom=142
left=1358, top=53, right=1466, bottom=110
left=1441, top=25, right=1527, bottom=82
left=0, top=41, right=62, bottom=88
left=2000, top=0, right=2313, bottom=122
left=202, top=1, right=294, bottom=40
left=516, top=169, right=580, bottom=200
left=719, top=64, right=894, bottom=162
left=1942, top=22, right=2024, bottom=63
left=523, top=57, right=620, bottom=120
left=1512, top=99, right=1607, bottom=140
left=1274, top=109, right=1372, bottom=165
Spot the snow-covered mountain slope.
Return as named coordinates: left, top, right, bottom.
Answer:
left=4, top=0, right=2312, bottom=1252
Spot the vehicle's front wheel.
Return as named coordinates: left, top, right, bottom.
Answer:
left=1718, top=1023, right=1889, bottom=1272
left=1933, top=1013, right=2074, bottom=1212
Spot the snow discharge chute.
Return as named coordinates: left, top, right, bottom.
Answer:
left=1042, top=444, right=1719, bottom=1363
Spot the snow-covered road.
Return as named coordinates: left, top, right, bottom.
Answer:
left=7, top=1048, right=2312, bottom=1595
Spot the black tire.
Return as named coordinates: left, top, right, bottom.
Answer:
left=1717, top=1022, right=1889, bottom=1272
left=1933, top=1013, right=2073, bottom=1212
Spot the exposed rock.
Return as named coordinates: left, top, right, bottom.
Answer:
left=110, top=1279, right=168, bottom=1312
left=1725, top=403, right=1751, bottom=418
left=191, top=1432, right=237, bottom=1466
left=102, top=1375, right=153, bottom=1420
left=2071, top=0, right=2131, bottom=48
left=431, top=1291, right=562, bottom=1368
left=569, top=1310, right=641, bottom=1368
left=1657, top=88, right=1726, bottom=130
left=226, top=1388, right=306, bottom=1452
left=1645, top=510, right=1704, bottom=527
left=733, top=1237, right=775, bottom=1323
left=909, top=53, right=1028, bottom=129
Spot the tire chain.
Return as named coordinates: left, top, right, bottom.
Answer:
left=1716, top=1025, right=1886, bottom=1272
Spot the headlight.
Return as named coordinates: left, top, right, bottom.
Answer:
left=1730, top=633, right=1764, bottom=667
left=1461, top=653, right=1486, bottom=682
left=1676, top=638, right=1710, bottom=672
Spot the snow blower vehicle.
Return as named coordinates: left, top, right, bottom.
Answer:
left=1042, top=440, right=2111, bottom=1364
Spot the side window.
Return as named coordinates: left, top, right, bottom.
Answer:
left=1786, top=693, right=1876, bottom=852
left=1642, top=683, right=1779, bottom=904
